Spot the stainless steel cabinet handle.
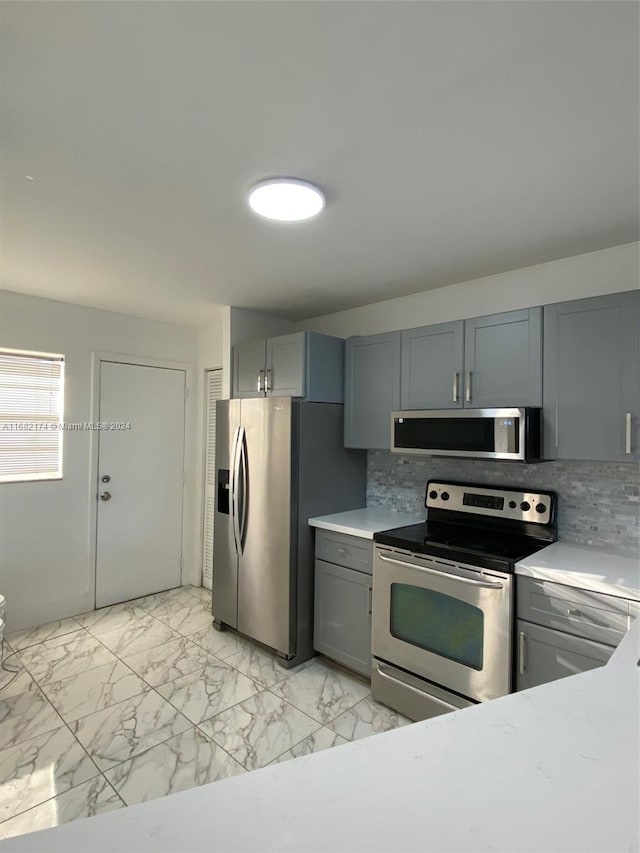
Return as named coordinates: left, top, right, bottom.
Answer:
left=265, top=368, right=271, bottom=394
left=100, top=491, right=112, bottom=501
left=518, top=631, right=526, bottom=675
left=368, top=587, right=373, bottom=616
left=257, top=371, right=263, bottom=393
left=567, top=608, right=587, bottom=620
left=625, top=413, right=632, bottom=455
left=453, top=372, right=459, bottom=404
left=337, top=547, right=346, bottom=555
left=465, top=370, right=472, bottom=403
left=377, top=552, right=503, bottom=589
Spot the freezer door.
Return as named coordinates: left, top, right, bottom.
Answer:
left=237, top=397, right=294, bottom=655
left=213, top=399, right=241, bottom=628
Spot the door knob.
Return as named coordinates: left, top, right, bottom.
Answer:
left=100, top=491, right=112, bottom=502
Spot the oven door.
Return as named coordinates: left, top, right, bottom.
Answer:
left=372, top=546, right=513, bottom=702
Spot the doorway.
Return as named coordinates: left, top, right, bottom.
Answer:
left=95, top=360, right=187, bottom=608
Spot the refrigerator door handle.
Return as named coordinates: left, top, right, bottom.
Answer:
left=230, top=426, right=242, bottom=555
left=238, top=427, right=248, bottom=552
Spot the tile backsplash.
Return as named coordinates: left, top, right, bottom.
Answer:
left=367, top=451, right=640, bottom=553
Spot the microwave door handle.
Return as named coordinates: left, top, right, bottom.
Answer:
left=377, top=552, right=504, bottom=590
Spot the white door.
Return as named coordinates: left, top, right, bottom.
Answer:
left=96, top=361, right=186, bottom=608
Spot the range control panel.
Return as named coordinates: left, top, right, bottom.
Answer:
left=425, top=481, right=554, bottom=526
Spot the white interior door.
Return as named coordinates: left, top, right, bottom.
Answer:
left=202, top=369, right=223, bottom=590
left=96, top=361, right=186, bottom=608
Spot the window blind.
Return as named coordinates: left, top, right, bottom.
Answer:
left=202, top=368, right=223, bottom=590
left=0, top=350, right=65, bottom=482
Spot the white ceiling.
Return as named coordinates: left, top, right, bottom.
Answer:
left=0, top=1, right=638, bottom=325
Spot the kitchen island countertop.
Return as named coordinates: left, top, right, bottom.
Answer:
left=3, top=614, right=638, bottom=852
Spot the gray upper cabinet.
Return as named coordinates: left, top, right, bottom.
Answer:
left=233, top=339, right=267, bottom=399
left=232, top=332, right=344, bottom=402
left=266, top=333, right=306, bottom=397
left=344, top=332, right=401, bottom=449
left=464, top=308, right=542, bottom=408
left=400, top=322, right=464, bottom=409
left=543, top=291, right=639, bottom=461
left=399, top=309, right=542, bottom=411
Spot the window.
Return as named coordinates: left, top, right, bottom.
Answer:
left=0, top=349, right=65, bottom=483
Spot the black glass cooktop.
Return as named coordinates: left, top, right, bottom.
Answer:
left=374, top=521, right=550, bottom=573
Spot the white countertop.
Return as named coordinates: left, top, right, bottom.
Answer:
left=5, top=622, right=638, bottom=852
left=308, top=507, right=424, bottom=539
left=516, top=541, right=640, bottom=600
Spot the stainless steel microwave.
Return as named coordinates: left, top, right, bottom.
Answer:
left=390, top=408, right=542, bottom=462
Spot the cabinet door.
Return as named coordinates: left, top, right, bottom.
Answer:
left=543, top=291, right=639, bottom=460
left=344, top=332, right=401, bottom=449
left=516, top=620, right=614, bottom=691
left=463, top=308, right=542, bottom=408
left=400, top=322, right=464, bottom=409
left=266, top=332, right=306, bottom=397
left=314, top=560, right=372, bottom=676
left=233, top=339, right=266, bottom=399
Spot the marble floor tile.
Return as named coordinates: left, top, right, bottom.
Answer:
left=120, top=636, right=217, bottom=688
left=146, top=598, right=213, bottom=637
left=0, top=688, right=64, bottom=751
left=6, top=618, right=83, bottom=652
left=156, top=661, right=259, bottom=724
left=17, top=631, right=116, bottom=686
left=200, top=690, right=319, bottom=771
left=270, top=727, right=348, bottom=765
left=0, top=656, right=36, bottom=700
left=223, top=644, right=299, bottom=689
left=271, top=660, right=370, bottom=725
left=328, top=695, right=412, bottom=742
left=185, top=586, right=212, bottom=604
left=42, top=660, right=149, bottom=723
left=75, top=602, right=150, bottom=636
left=105, top=727, right=244, bottom=806
left=0, top=776, right=122, bottom=841
left=96, top=617, right=180, bottom=658
left=135, top=587, right=200, bottom=612
left=0, top=726, right=98, bottom=822
left=189, top=626, right=254, bottom=661
left=70, top=690, right=191, bottom=771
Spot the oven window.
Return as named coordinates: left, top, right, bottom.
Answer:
left=390, top=583, right=484, bottom=670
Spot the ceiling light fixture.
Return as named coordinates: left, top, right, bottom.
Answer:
left=247, top=178, right=325, bottom=222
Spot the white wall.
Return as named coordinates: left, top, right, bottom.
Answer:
left=298, top=242, right=639, bottom=337
left=0, top=290, right=199, bottom=631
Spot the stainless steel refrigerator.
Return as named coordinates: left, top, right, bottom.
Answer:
left=213, top=397, right=366, bottom=668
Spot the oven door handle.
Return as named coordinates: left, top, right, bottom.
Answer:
left=377, top=552, right=504, bottom=590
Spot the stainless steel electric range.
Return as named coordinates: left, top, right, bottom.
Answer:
left=372, top=480, right=557, bottom=721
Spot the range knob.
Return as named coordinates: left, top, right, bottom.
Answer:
left=520, top=501, right=531, bottom=512
left=508, top=500, right=517, bottom=509
left=429, top=490, right=438, bottom=500
left=536, top=503, right=547, bottom=514
left=441, top=491, right=450, bottom=501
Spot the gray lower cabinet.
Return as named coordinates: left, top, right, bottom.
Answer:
left=313, top=529, right=374, bottom=676
left=543, top=290, right=639, bottom=460
left=516, top=619, right=614, bottom=691
left=233, top=331, right=344, bottom=402
left=344, top=332, right=401, bottom=449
